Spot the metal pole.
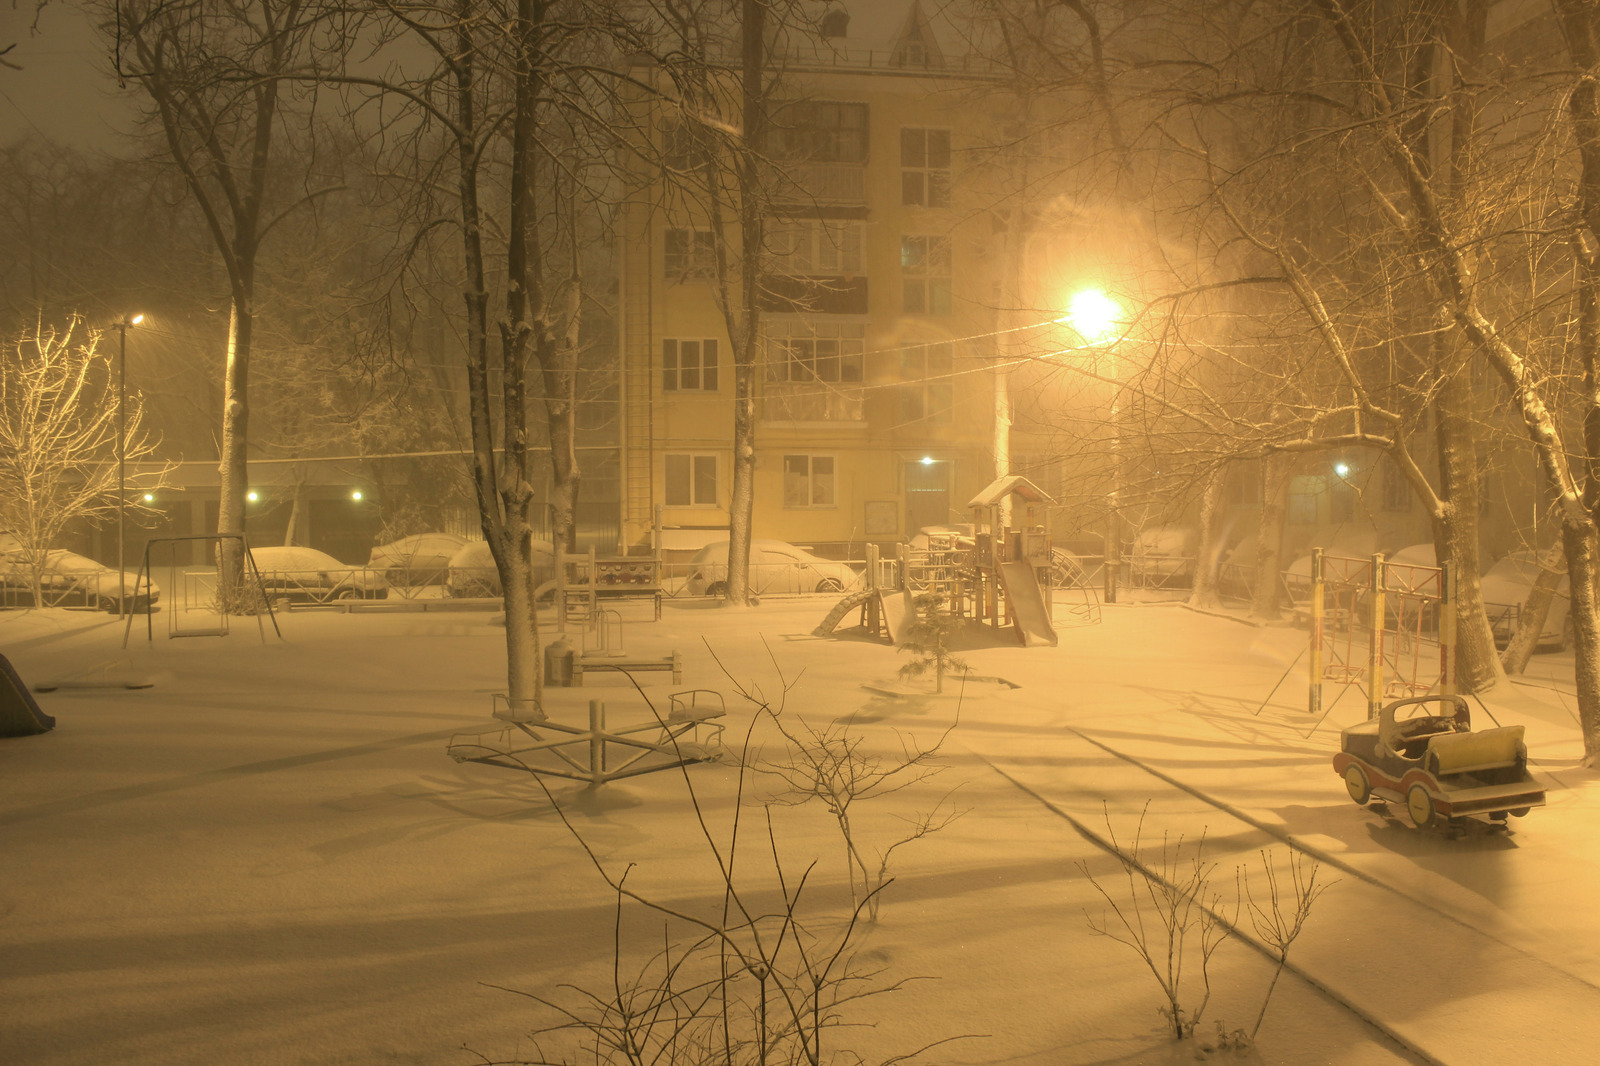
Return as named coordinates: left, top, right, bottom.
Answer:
left=589, top=699, right=605, bottom=785
left=1368, top=552, right=1385, bottom=720
left=117, top=322, right=127, bottom=614
left=1309, top=548, right=1324, bottom=717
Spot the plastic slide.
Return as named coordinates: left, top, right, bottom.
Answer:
left=812, top=586, right=877, bottom=637
left=0, top=652, right=55, bottom=737
left=878, top=588, right=914, bottom=645
left=997, top=561, right=1058, bottom=647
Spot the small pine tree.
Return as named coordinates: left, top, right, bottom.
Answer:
left=898, top=593, right=969, bottom=693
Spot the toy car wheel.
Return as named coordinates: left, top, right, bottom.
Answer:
left=1510, top=807, right=1531, bottom=818
left=1406, top=785, right=1436, bottom=829
left=1344, top=765, right=1372, bottom=804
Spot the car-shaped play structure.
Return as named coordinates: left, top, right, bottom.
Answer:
left=1333, top=695, right=1544, bottom=829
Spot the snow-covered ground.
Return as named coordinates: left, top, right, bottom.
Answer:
left=2, top=596, right=1595, bottom=1065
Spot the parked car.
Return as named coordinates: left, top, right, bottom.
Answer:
left=685, top=540, right=862, bottom=597
left=1333, top=694, right=1544, bottom=829
left=1129, top=525, right=1197, bottom=586
left=445, top=538, right=554, bottom=598
left=0, top=548, right=160, bottom=612
left=369, top=532, right=467, bottom=586
left=1481, top=550, right=1571, bottom=651
left=247, top=546, right=387, bottom=603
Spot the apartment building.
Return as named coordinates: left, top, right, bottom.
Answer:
left=617, top=2, right=1014, bottom=555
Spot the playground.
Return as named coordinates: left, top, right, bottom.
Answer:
left=2, top=584, right=1597, bottom=1066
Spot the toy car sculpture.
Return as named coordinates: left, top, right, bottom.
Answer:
left=1333, top=695, right=1544, bottom=830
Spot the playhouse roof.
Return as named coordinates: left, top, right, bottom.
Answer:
left=968, top=475, right=1054, bottom=507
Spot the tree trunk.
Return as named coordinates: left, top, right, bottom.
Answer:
left=1252, top=454, right=1290, bottom=621
left=217, top=291, right=252, bottom=603
left=1188, top=466, right=1227, bottom=610
left=1502, top=543, right=1566, bottom=674
left=1433, top=366, right=1503, bottom=692
left=722, top=0, right=766, bottom=607
left=1566, top=519, right=1600, bottom=763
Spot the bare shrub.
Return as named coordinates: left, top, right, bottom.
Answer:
left=1082, top=804, right=1233, bottom=1040
left=1240, top=849, right=1331, bottom=1039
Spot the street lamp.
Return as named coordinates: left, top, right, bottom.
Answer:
left=113, top=313, right=144, bottom=611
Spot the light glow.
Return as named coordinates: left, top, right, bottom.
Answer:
left=246, top=490, right=259, bottom=503
left=1066, top=288, right=1123, bottom=344
left=920, top=456, right=935, bottom=466
left=1334, top=462, right=1350, bottom=478
left=142, top=493, right=155, bottom=503
left=130, top=313, right=145, bottom=325
left=351, top=490, right=364, bottom=501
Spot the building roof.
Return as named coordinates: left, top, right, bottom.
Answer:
left=968, top=475, right=1053, bottom=507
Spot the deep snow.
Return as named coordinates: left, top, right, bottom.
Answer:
left=1, top=594, right=1595, bottom=1065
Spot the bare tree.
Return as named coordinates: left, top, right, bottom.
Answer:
left=102, top=0, right=345, bottom=604
left=0, top=317, right=161, bottom=605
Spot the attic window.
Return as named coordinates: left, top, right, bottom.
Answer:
left=821, top=9, right=849, bottom=38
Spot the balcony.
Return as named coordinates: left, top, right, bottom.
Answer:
left=760, top=383, right=865, bottom=423
left=779, top=163, right=866, bottom=205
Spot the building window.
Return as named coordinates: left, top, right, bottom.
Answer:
left=663, top=338, right=719, bottom=392
left=899, top=343, right=954, bottom=423
left=783, top=455, right=835, bottom=508
left=665, top=228, right=715, bottom=281
left=901, top=235, right=952, bottom=314
left=820, top=8, right=849, bottom=38
left=664, top=121, right=713, bottom=173
left=767, top=322, right=865, bottom=383
left=768, top=219, right=864, bottom=274
left=768, top=101, right=869, bottom=164
left=1381, top=455, right=1412, bottom=512
left=665, top=453, right=718, bottom=507
left=901, top=128, right=950, bottom=207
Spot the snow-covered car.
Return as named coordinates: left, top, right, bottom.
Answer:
left=685, top=540, right=862, bottom=597
left=248, top=546, right=387, bottom=603
left=445, top=538, right=554, bottom=598
left=1481, top=550, right=1570, bottom=651
left=368, top=532, right=467, bottom=586
left=0, top=548, right=160, bottom=613
left=1129, top=525, right=1196, bottom=586
left=1333, top=694, right=1544, bottom=830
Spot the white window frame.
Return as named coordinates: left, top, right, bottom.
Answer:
left=663, top=338, right=720, bottom=392
left=901, top=235, right=952, bottom=314
left=901, top=128, right=951, bottom=208
left=767, top=322, right=866, bottom=384
left=665, top=228, right=715, bottom=282
left=665, top=453, right=719, bottom=508
left=769, top=219, right=864, bottom=274
left=899, top=342, right=954, bottom=423
left=783, top=454, right=836, bottom=509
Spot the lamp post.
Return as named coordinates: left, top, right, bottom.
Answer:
left=113, top=314, right=144, bottom=611
left=1065, top=289, right=1124, bottom=603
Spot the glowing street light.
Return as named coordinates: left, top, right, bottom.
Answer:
left=1065, top=288, right=1123, bottom=344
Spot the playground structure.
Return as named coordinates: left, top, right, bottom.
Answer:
left=1296, top=548, right=1456, bottom=725
left=125, top=534, right=281, bottom=646
left=815, top=475, right=1086, bottom=648
left=447, top=691, right=724, bottom=786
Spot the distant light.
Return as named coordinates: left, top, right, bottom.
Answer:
left=920, top=456, right=935, bottom=466
left=246, top=490, right=259, bottom=503
left=130, top=313, right=145, bottom=326
left=1066, top=288, right=1123, bottom=344
left=350, top=490, right=364, bottom=502
left=142, top=493, right=154, bottom=503
left=1334, top=462, right=1350, bottom=478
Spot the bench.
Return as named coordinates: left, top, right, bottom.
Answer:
left=571, top=650, right=682, bottom=687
